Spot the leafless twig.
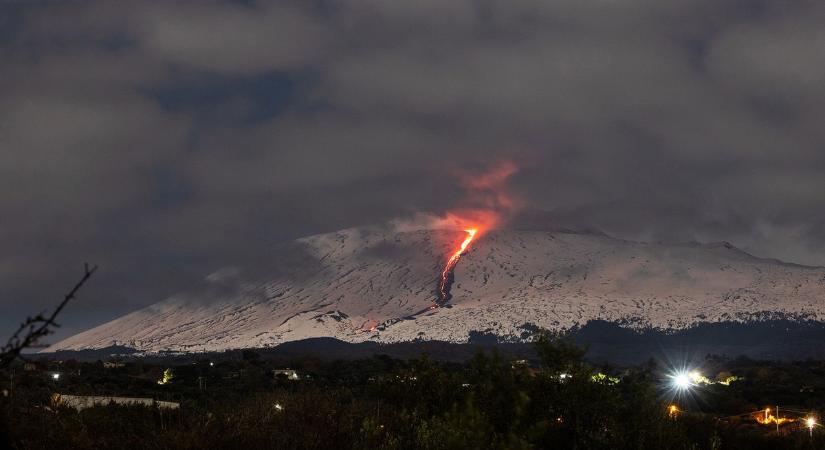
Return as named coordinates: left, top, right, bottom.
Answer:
left=0, top=263, right=97, bottom=368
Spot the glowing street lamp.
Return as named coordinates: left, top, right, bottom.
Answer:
left=671, top=371, right=693, bottom=391
left=51, top=373, right=60, bottom=381
left=806, top=417, right=816, bottom=438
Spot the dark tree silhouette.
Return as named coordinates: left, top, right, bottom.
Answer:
left=0, top=263, right=97, bottom=368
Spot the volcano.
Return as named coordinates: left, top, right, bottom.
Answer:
left=47, top=226, right=825, bottom=353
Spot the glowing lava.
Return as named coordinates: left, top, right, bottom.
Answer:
left=437, top=228, right=478, bottom=304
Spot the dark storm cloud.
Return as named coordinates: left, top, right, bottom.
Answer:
left=2, top=0, right=825, bottom=338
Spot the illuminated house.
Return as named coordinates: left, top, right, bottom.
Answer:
left=272, top=369, right=300, bottom=381
left=51, top=394, right=179, bottom=411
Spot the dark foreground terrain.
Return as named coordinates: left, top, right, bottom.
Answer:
left=43, top=319, right=825, bottom=365
left=3, top=333, right=825, bottom=449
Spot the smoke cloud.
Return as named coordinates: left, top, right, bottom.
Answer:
left=2, top=0, right=825, bottom=338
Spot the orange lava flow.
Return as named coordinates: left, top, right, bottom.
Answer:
left=438, top=229, right=478, bottom=302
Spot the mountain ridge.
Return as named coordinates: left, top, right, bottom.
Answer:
left=46, top=227, right=825, bottom=353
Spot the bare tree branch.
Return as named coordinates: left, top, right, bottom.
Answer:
left=0, top=263, right=97, bottom=368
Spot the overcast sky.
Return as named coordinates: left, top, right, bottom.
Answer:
left=2, top=0, right=825, bottom=340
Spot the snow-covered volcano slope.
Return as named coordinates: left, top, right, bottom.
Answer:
left=47, top=228, right=825, bottom=352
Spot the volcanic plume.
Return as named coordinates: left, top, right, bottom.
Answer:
left=433, top=162, right=520, bottom=305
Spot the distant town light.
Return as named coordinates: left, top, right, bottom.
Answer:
left=672, top=372, right=692, bottom=390
left=157, top=368, right=174, bottom=385
left=51, top=373, right=60, bottom=381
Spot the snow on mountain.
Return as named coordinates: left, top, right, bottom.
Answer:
left=46, top=227, right=825, bottom=352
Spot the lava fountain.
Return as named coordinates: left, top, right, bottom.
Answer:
left=437, top=228, right=478, bottom=305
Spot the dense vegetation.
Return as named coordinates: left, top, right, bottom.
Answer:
left=2, top=336, right=825, bottom=449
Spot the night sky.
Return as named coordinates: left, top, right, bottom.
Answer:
left=2, top=0, right=825, bottom=340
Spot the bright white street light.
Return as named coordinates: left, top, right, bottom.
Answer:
left=51, top=373, right=60, bottom=381
left=672, top=372, right=692, bottom=390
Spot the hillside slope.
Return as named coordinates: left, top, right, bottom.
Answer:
left=47, top=228, right=825, bottom=352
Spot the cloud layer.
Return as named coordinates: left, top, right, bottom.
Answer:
left=2, top=0, right=825, bottom=338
